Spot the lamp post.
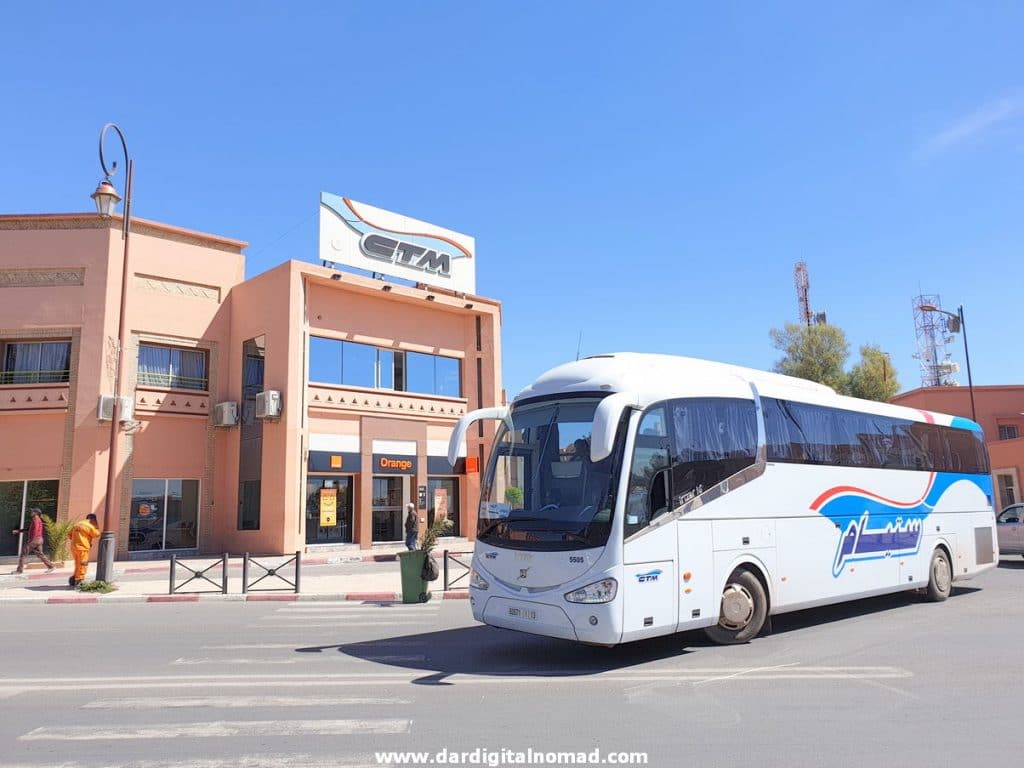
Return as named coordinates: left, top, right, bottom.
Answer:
left=919, top=303, right=976, bottom=423
left=91, top=123, right=133, bottom=583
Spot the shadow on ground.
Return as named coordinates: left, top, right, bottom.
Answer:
left=293, top=585, right=986, bottom=682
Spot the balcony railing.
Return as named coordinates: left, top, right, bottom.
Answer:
left=0, top=370, right=71, bottom=386
left=137, top=372, right=208, bottom=391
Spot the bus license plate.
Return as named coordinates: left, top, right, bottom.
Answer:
left=508, top=606, right=537, bottom=620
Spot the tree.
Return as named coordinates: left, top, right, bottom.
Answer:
left=769, top=322, right=850, bottom=393
left=846, top=345, right=900, bottom=402
left=768, top=323, right=899, bottom=403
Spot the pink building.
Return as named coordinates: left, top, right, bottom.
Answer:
left=0, top=213, right=501, bottom=562
left=891, top=385, right=1024, bottom=511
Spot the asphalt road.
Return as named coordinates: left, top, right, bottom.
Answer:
left=1, top=556, right=1022, bottom=768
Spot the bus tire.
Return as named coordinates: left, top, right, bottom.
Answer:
left=704, top=567, right=767, bottom=645
left=925, top=547, right=952, bottom=602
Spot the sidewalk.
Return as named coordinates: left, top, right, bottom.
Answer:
left=0, top=544, right=474, bottom=605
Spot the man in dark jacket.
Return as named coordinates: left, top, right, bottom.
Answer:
left=404, top=503, right=419, bottom=550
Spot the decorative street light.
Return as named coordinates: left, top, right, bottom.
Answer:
left=919, top=303, right=976, bottom=423
left=92, top=123, right=134, bottom=583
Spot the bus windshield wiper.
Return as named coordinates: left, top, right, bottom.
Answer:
left=478, top=516, right=553, bottom=538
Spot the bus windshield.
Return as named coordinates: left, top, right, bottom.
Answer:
left=478, top=397, right=623, bottom=551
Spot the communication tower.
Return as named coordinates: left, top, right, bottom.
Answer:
left=794, top=261, right=827, bottom=326
left=912, top=294, right=959, bottom=387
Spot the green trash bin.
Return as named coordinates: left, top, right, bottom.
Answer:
left=397, top=550, right=430, bottom=603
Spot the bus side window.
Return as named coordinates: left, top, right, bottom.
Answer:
left=670, top=398, right=757, bottom=504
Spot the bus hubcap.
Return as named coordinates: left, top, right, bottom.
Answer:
left=720, top=584, right=754, bottom=630
left=933, top=556, right=950, bottom=592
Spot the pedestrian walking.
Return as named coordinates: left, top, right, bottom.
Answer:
left=404, top=502, right=419, bottom=550
left=67, top=513, right=101, bottom=587
left=11, top=508, right=56, bottom=574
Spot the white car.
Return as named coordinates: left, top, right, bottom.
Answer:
left=997, top=504, right=1024, bottom=557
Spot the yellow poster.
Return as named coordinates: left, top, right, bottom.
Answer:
left=319, top=488, right=337, bottom=527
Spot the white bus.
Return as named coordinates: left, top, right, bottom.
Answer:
left=448, top=353, right=998, bottom=645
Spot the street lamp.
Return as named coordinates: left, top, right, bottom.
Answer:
left=92, top=123, right=134, bottom=583
left=919, top=303, right=976, bottom=423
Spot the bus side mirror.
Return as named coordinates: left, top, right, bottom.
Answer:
left=591, top=392, right=640, bottom=462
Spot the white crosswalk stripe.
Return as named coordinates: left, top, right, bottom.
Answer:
left=83, top=695, right=412, bottom=709
left=18, top=719, right=411, bottom=741
left=173, top=655, right=426, bottom=666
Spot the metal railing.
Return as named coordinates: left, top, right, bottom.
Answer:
left=242, top=551, right=301, bottom=594
left=169, top=553, right=229, bottom=594
left=442, top=549, right=471, bottom=591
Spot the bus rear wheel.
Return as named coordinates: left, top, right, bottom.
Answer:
left=925, top=547, right=952, bottom=602
left=704, top=568, right=767, bottom=645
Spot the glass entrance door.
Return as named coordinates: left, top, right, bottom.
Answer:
left=1, top=480, right=59, bottom=556
left=372, top=476, right=405, bottom=542
left=306, top=477, right=353, bottom=544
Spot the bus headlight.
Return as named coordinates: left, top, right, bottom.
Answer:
left=565, top=578, right=617, bottom=604
left=470, top=568, right=490, bottom=590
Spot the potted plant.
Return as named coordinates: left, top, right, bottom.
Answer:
left=398, top=516, right=453, bottom=603
left=41, top=513, right=74, bottom=566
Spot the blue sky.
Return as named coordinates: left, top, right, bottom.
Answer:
left=2, top=2, right=1021, bottom=398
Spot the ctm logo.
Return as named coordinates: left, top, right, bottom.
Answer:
left=360, top=233, right=453, bottom=277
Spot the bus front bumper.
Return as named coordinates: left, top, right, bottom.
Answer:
left=474, top=591, right=620, bottom=644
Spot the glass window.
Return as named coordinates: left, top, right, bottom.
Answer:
left=625, top=405, right=672, bottom=538
left=1, top=341, right=71, bottom=384
left=130, top=479, right=199, bottom=552
left=428, top=477, right=460, bottom=536
left=998, top=424, right=1019, bottom=441
left=129, top=479, right=166, bottom=552
left=435, top=357, right=461, bottom=397
left=379, top=349, right=406, bottom=390
left=309, top=336, right=343, bottom=385
left=138, top=343, right=208, bottom=391
left=238, top=480, right=261, bottom=530
left=0, top=480, right=59, bottom=556
left=306, top=477, right=353, bottom=544
left=405, top=352, right=434, bottom=395
left=165, top=480, right=199, bottom=549
left=372, top=477, right=404, bottom=542
left=341, top=342, right=376, bottom=388
left=670, top=398, right=757, bottom=505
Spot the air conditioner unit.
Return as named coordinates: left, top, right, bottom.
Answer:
left=213, top=401, right=239, bottom=427
left=97, top=395, right=134, bottom=422
left=255, top=390, right=282, bottom=420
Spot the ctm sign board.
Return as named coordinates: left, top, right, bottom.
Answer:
left=319, top=192, right=476, bottom=294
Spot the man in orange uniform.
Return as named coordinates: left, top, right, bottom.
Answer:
left=67, top=514, right=100, bottom=587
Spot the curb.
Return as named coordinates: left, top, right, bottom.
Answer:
left=1, top=589, right=470, bottom=605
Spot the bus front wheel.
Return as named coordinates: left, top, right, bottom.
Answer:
left=925, top=547, right=952, bottom=602
left=705, top=567, right=767, bottom=645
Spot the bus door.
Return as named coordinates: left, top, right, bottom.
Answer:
left=620, top=406, right=677, bottom=640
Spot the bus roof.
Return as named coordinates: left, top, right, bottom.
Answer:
left=513, top=352, right=963, bottom=428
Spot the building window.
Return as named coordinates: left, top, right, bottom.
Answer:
left=129, top=479, right=199, bottom=552
left=996, top=472, right=1018, bottom=509
left=238, top=337, right=265, bottom=530
left=138, top=343, right=208, bottom=391
left=1, top=341, right=71, bottom=385
left=0, top=480, right=59, bottom=557
left=309, top=337, right=461, bottom=397
left=998, top=424, right=1019, bottom=441
left=238, top=480, right=261, bottom=530
left=428, top=477, right=460, bottom=536
left=305, top=477, right=353, bottom=544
